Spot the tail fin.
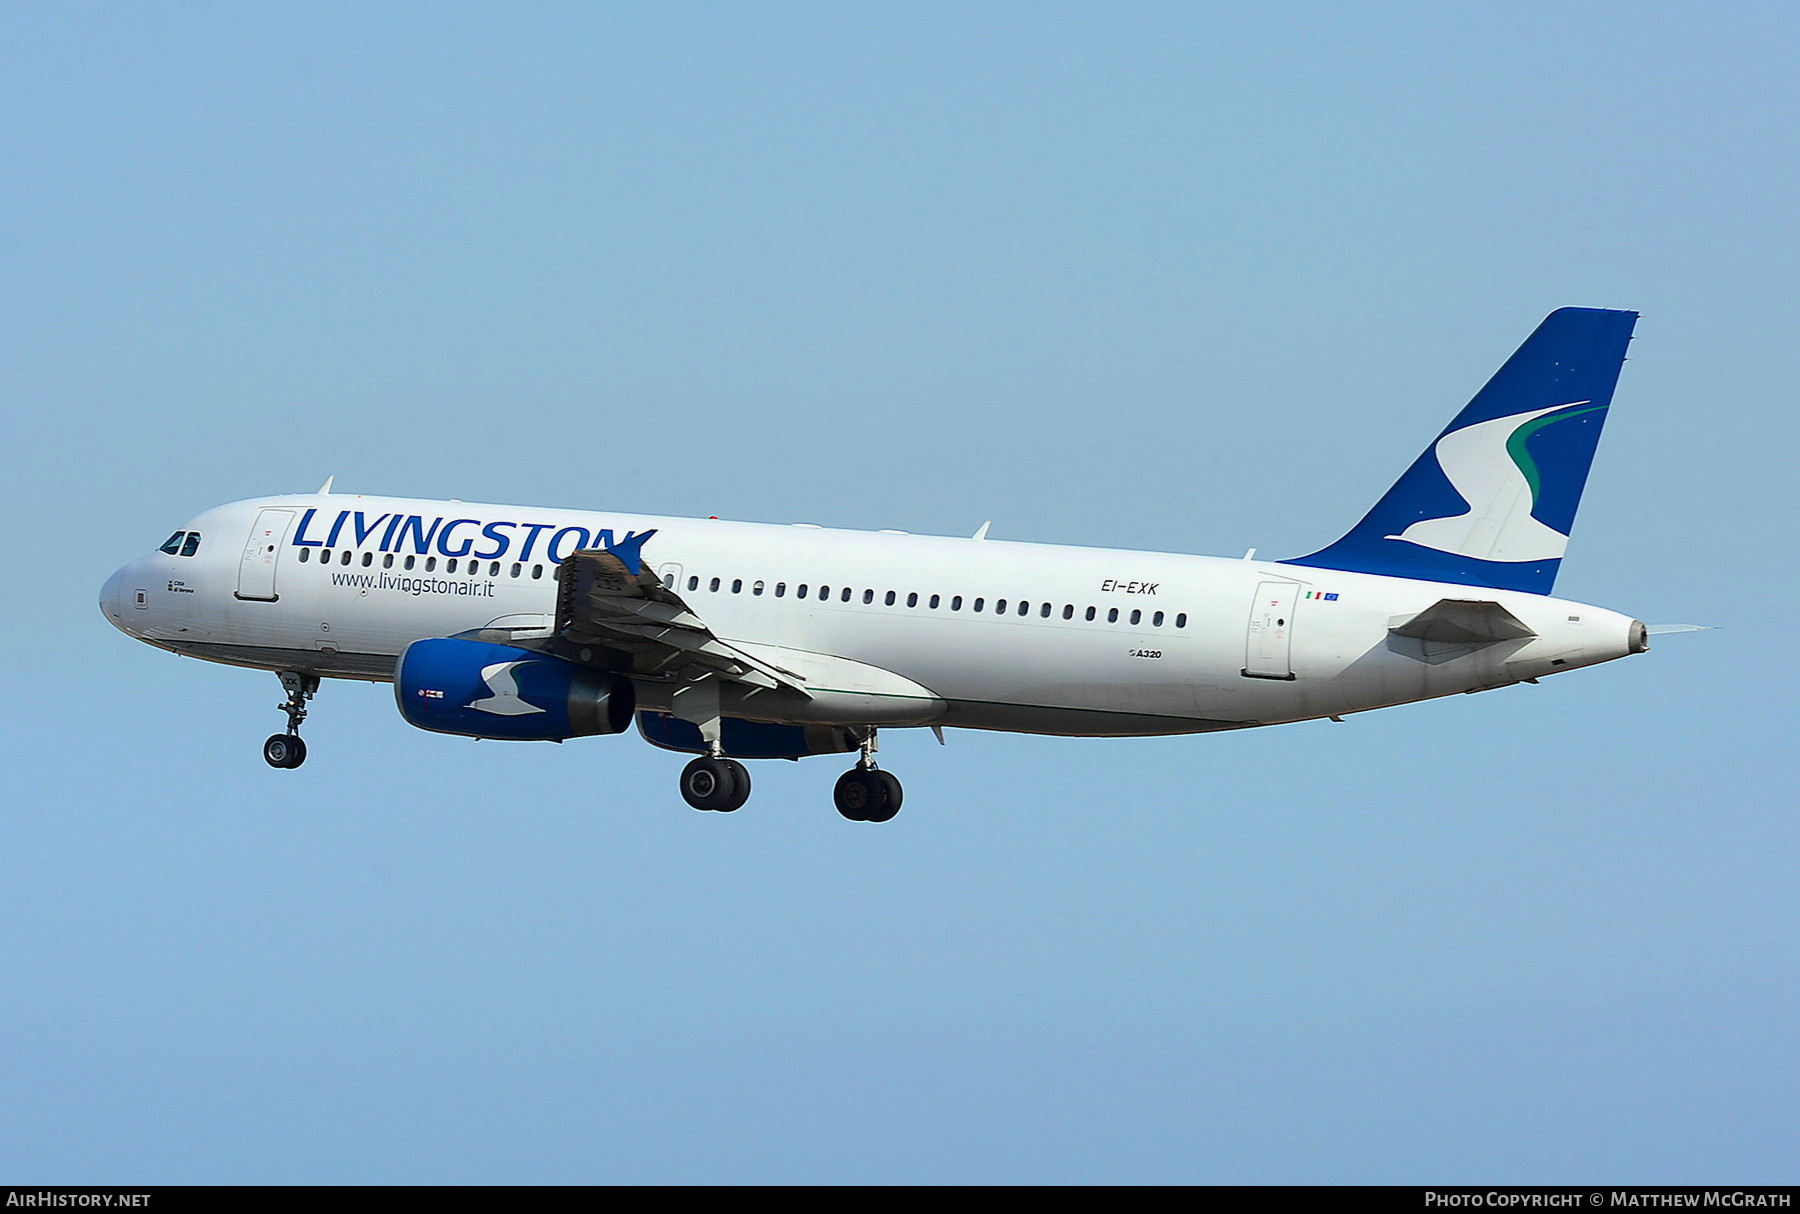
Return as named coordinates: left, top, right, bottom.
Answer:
left=1286, top=307, right=1637, bottom=594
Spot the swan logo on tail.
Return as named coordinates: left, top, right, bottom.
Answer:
left=1284, top=307, right=1637, bottom=595
left=1387, top=400, right=1607, bottom=564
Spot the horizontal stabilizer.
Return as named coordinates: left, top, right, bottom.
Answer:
left=1390, top=599, right=1536, bottom=645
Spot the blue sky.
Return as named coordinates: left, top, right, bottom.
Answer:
left=4, top=2, right=1795, bottom=1183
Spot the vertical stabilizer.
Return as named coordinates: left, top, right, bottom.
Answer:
left=1286, top=307, right=1637, bottom=594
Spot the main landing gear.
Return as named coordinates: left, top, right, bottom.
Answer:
left=834, top=768, right=902, bottom=823
left=679, top=755, right=752, bottom=812
left=263, top=671, right=318, bottom=770
left=673, top=728, right=905, bottom=822
left=834, top=730, right=902, bottom=823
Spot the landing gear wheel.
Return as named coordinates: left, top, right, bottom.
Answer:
left=834, top=769, right=901, bottom=822
left=681, top=756, right=750, bottom=812
left=263, top=734, right=306, bottom=769
left=718, top=759, right=751, bottom=813
left=267, top=672, right=318, bottom=770
left=864, top=770, right=903, bottom=822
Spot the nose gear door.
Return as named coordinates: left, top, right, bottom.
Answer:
left=236, top=509, right=296, bottom=602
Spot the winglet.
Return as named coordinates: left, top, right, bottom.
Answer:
left=972, top=521, right=991, bottom=541
left=318, top=475, right=335, bottom=495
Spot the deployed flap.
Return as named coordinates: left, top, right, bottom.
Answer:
left=555, top=548, right=806, bottom=693
left=1390, top=599, right=1537, bottom=645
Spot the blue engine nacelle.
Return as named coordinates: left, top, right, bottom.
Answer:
left=395, top=638, right=634, bottom=740
left=636, top=712, right=860, bottom=759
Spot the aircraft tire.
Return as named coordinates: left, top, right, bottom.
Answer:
left=833, top=770, right=871, bottom=820
left=718, top=760, right=752, bottom=813
left=264, top=734, right=306, bottom=769
left=864, top=771, right=902, bottom=822
left=681, top=756, right=743, bottom=812
left=835, top=769, right=900, bottom=822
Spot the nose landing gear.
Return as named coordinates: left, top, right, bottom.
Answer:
left=263, top=671, right=318, bottom=769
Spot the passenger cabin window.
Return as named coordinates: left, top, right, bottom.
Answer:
left=299, top=548, right=311, bottom=563
left=863, top=589, right=874, bottom=604
left=753, top=580, right=765, bottom=596
left=448, top=559, right=459, bottom=572
left=710, top=577, right=721, bottom=592
left=341, top=551, right=352, bottom=566
left=885, top=591, right=896, bottom=606
left=688, top=576, right=699, bottom=591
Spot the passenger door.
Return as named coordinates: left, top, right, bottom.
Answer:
left=236, top=509, right=296, bottom=602
left=1243, top=580, right=1299, bottom=680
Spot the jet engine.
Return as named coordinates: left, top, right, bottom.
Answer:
left=395, top=638, right=633, bottom=740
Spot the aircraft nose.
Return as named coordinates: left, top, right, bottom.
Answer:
left=99, top=564, right=134, bottom=633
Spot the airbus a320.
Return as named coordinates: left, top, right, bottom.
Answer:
left=102, top=308, right=1656, bottom=822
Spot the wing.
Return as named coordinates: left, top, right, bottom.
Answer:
left=553, top=548, right=807, bottom=693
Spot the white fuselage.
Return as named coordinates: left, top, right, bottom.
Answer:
left=100, top=493, right=1646, bottom=740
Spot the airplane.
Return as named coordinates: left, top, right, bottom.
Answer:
left=101, top=307, right=1654, bottom=822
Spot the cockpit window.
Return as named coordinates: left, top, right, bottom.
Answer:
left=159, top=530, right=202, bottom=557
